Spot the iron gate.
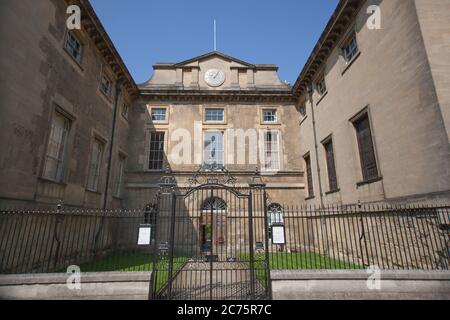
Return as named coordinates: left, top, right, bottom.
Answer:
left=150, top=169, right=270, bottom=300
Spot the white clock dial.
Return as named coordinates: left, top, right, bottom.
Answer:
left=204, top=69, right=226, bottom=87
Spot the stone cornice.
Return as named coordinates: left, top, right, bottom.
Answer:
left=66, top=0, right=139, bottom=98
left=139, top=89, right=297, bottom=104
left=292, top=0, right=364, bottom=98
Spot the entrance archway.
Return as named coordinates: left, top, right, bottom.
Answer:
left=200, top=197, right=227, bottom=251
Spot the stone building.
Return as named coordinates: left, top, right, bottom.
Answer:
left=125, top=51, right=303, bottom=209
left=0, top=0, right=449, bottom=209
left=293, top=0, right=450, bottom=206
left=0, top=0, right=138, bottom=209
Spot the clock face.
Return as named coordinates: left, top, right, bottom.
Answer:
left=204, top=69, right=226, bottom=87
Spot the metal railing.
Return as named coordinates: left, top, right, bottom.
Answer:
left=0, top=204, right=449, bottom=275
left=265, top=204, right=450, bottom=270
left=0, top=208, right=151, bottom=274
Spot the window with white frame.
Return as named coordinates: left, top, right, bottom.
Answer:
left=87, top=139, right=104, bottom=192
left=343, top=36, right=359, bottom=63
left=205, top=108, right=224, bottom=122
left=317, top=77, right=327, bottom=96
left=114, top=156, right=125, bottom=197
left=151, top=108, right=167, bottom=122
left=262, top=131, right=280, bottom=171
left=65, top=32, right=82, bottom=63
left=42, top=111, right=70, bottom=182
left=204, top=131, right=224, bottom=166
left=262, top=109, right=278, bottom=123
left=100, top=74, right=112, bottom=97
left=148, top=132, right=165, bottom=170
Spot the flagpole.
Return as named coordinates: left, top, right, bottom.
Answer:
left=214, top=19, right=217, bottom=51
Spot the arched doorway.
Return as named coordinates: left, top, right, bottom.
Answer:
left=200, top=197, right=227, bottom=252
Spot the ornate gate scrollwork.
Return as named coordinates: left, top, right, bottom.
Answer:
left=188, top=164, right=237, bottom=187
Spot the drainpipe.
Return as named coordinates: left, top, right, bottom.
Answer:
left=307, top=82, right=325, bottom=209
left=102, top=80, right=123, bottom=210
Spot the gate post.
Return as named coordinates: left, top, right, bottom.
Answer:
left=150, top=174, right=177, bottom=300
left=167, top=190, right=177, bottom=300
left=248, top=191, right=255, bottom=299
left=248, top=169, right=269, bottom=299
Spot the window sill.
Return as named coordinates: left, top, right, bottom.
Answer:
left=341, top=51, right=361, bottom=76
left=305, top=196, right=315, bottom=201
left=356, top=176, right=383, bottom=188
left=316, top=91, right=328, bottom=106
left=203, top=121, right=226, bottom=126
left=151, top=121, right=169, bottom=125
left=85, top=189, right=102, bottom=195
left=299, top=115, right=308, bottom=126
left=112, top=195, right=123, bottom=200
left=98, top=89, right=113, bottom=105
left=63, top=47, right=84, bottom=72
left=325, top=188, right=340, bottom=195
left=38, top=177, right=67, bottom=186
left=261, top=121, right=281, bottom=126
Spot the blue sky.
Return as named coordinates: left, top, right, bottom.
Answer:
left=90, top=0, right=339, bottom=85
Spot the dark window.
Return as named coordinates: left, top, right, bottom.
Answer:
left=304, top=154, right=314, bottom=197
left=354, top=114, right=379, bottom=181
left=122, top=104, right=129, bottom=120
left=100, top=75, right=112, bottom=97
left=149, top=132, right=165, bottom=170
left=299, top=105, right=306, bottom=117
left=324, top=139, right=338, bottom=191
left=317, top=77, right=327, bottom=96
left=65, top=32, right=82, bottom=63
left=343, top=36, right=359, bottom=63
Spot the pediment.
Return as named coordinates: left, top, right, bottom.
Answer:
left=174, top=51, right=254, bottom=68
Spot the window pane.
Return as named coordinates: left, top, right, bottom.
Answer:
left=305, top=155, right=314, bottom=197
left=205, top=109, right=224, bottom=122
left=114, top=157, right=125, bottom=197
left=122, top=104, right=129, bottom=119
left=344, top=37, right=359, bottom=62
left=324, top=140, right=338, bottom=191
left=87, top=140, right=103, bottom=191
left=263, top=109, right=277, bottom=122
left=43, top=112, right=69, bottom=181
left=204, top=132, right=224, bottom=166
left=354, top=114, right=378, bottom=181
left=317, top=78, right=326, bottom=95
left=100, top=76, right=111, bottom=96
left=263, top=131, right=280, bottom=171
left=65, top=33, right=82, bottom=62
left=149, top=132, right=165, bottom=170
left=151, top=108, right=167, bottom=121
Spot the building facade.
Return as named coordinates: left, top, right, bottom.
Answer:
left=0, top=0, right=137, bottom=209
left=293, top=0, right=450, bottom=206
left=0, top=0, right=449, bottom=210
left=124, top=51, right=303, bottom=209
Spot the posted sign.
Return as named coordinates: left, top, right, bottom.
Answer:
left=137, top=224, right=152, bottom=245
left=272, top=225, right=285, bottom=244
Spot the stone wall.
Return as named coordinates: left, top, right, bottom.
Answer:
left=271, top=270, right=450, bottom=300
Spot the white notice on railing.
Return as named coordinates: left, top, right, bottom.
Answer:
left=138, top=225, right=151, bottom=245
left=272, top=225, right=285, bottom=244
